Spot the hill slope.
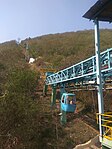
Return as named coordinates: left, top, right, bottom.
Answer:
left=0, top=29, right=112, bottom=148
left=22, top=29, right=112, bottom=69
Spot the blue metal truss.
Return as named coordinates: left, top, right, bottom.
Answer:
left=45, top=48, right=112, bottom=85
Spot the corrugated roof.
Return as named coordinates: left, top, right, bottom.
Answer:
left=83, top=0, right=112, bottom=22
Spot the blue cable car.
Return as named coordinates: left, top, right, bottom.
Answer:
left=61, top=93, right=76, bottom=112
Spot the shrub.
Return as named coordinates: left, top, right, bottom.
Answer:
left=0, top=68, right=40, bottom=148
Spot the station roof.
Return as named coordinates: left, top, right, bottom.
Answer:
left=83, top=0, right=112, bottom=22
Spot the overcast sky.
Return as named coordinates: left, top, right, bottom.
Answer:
left=0, top=0, right=111, bottom=43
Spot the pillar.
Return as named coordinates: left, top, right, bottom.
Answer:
left=51, top=85, right=56, bottom=106
left=60, top=84, right=67, bottom=125
left=94, top=19, right=104, bottom=141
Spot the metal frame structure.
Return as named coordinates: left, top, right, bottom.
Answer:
left=97, top=113, right=112, bottom=148
left=46, top=48, right=112, bottom=85
left=44, top=0, right=112, bottom=148
left=83, top=0, right=112, bottom=148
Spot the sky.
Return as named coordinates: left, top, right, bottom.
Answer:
left=0, top=0, right=111, bottom=43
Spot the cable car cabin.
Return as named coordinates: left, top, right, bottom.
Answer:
left=61, top=93, right=76, bottom=112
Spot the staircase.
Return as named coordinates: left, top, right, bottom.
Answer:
left=74, top=135, right=101, bottom=149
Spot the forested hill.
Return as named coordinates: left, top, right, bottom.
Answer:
left=0, top=29, right=112, bottom=148
left=22, top=29, right=112, bottom=69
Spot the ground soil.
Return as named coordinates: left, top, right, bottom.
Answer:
left=35, top=64, right=100, bottom=148
left=39, top=94, right=99, bottom=149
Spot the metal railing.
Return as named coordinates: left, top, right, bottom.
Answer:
left=96, top=112, right=112, bottom=140
left=46, top=48, right=112, bottom=85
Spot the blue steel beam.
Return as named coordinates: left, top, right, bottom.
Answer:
left=46, top=48, right=112, bottom=85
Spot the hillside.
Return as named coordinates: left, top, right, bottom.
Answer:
left=0, top=29, right=112, bottom=148
left=22, top=29, right=112, bottom=69
left=0, top=41, right=26, bottom=93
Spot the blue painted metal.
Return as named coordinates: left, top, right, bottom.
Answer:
left=46, top=72, right=54, bottom=77
left=61, top=93, right=76, bottom=112
left=94, top=19, right=104, bottom=142
left=45, top=48, right=112, bottom=85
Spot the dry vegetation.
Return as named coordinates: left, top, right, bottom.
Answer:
left=23, top=29, right=112, bottom=68
left=0, top=29, right=112, bottom=148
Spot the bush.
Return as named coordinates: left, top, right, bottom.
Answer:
left=0, top=68, right=40, bottom=149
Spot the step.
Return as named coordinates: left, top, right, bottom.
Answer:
left=74, top=135, right=101, bottom=149
left=90, top=144, right=101, bottom=149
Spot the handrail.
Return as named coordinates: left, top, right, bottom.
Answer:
left=96, top=112, right=112, bottom=140
left=46, top=48, right=112, bottom=85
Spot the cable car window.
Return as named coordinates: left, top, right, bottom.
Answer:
left=66, top=95, right=76, bottom=105
left=66, top=95, right=70, bottom=104
left=62, top=95, right=65, bottom=103
left=62, top=98, right=64, bottom=103
left=72, top=96, right=76, bottom=104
